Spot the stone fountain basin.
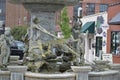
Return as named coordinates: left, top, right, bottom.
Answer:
left=25, top=72, right=76, bottom=80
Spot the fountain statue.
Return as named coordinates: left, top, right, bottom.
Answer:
left=0, top=28, right=14, bottom=70
left=9, top=0, right=83, bottom=73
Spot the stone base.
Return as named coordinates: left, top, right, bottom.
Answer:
left=71, top=66, right=92, bottom=72
left=7, top=66, right=27, bottom=72
left=8, top=66, right=27, bottom=80
left=89, top=70, right=119, bottom=80
left=71, top=66, right=91, bottom=80
left=9, top=56, right=20, bottom=65
left=0, top=71, right=10, bottom=80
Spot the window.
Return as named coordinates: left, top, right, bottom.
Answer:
left=111, top=31, right=120, bottom=55
left=86, top=3, right=95, bottom=15
left=100, top=4, right=108, bottom=12
left=0, top=16, right=5, bottom=20
left=0, top=0, right=6, bottom=21
left=73, top=3, right=82, bottom=17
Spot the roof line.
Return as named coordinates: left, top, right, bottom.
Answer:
left=109, top=2, right=120, bottom=7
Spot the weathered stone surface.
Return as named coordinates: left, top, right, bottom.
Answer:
left=71, top=66, right=91, bottom=80
left=9, top=0, right=80, bottom=5
left=71, top=66, right=92, bottom=72
left=30, top=12, right=55, bottom=42
left=24, top=4, right=64, bottom=12
left=25, top=72, right=75, bottom=80
left=7, top=66, right=27, bottom=72
left=89, top=70, right=119, bottom=80
left=110, top=64, right=120, bottom=79
left=9, top=0, right=80, bottom=12
left=110, top=64, right=120, bottom=71
left=0, top=71, right=10, bottom=80
left=91, top=60, right=111, bottom=71
left=8, top=66, right=27, bottom=80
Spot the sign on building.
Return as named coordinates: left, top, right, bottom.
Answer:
left=102, top=54, right=113, bottom=64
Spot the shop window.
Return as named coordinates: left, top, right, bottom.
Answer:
left=86, top=3, right=95, bottom=15
left=111, top=31, right=120, bottom=55
left=99, top=4, right=108, bottom=12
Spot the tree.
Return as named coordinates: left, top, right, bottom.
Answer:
left=11, top=26, right=28, bottom=41
left=60, top=7, right=71, bottom=39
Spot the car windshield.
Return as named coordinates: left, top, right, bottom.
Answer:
left=11, top=40, right=25, bottom=51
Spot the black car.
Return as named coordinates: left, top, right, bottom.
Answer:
left=10, top=40, right=25, bottom=60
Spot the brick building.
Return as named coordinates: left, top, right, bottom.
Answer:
left=0, top=0, right=29, bottom=28
left=67, top=0, right=120, bottom=20
left=107, top=2, right=120, bottom=63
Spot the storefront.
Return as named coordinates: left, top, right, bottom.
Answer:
left=81, top=12, right=109, bottom=62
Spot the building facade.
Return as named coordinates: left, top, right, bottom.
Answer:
left=67, top=0, right=120, bottom=20
left=107, top=2, right=120, bottom=63
left=80, top=12, right=109, bottom=62
left=0, top=0, right=29, bottom=28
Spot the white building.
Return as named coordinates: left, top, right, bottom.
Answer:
left=80, top=12, right=109, bottom=63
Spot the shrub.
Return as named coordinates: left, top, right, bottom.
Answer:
left=60, top=7, right=71, bottom=39
left=11, top=26, right=28, bottom=41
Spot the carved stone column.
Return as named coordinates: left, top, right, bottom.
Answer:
left=8, top=66, right=27, bottom=80
left=71, top=66, right=92, bottom=80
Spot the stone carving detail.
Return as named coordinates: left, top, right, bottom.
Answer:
left=22, top=16, right=86, bottom=73
left=30, top=12, right=55, bottom=42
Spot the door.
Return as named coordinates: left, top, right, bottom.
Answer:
left=95, top=37, right=102, bottom=58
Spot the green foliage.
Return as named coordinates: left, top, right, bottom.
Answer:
left=11, top=26, right=28, bottom=41
left=60, top=7, right=71, bottom=39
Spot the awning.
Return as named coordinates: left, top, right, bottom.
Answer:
left=80, top=21, right=95, bottom=33
left=109, top=12, right=120, bottom=25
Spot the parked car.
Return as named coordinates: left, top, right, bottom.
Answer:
left=10, top=40, right=25, bottom=60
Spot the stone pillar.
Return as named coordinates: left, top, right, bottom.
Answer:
left=0, top=71, right=10, bottom=80
left=8, top=66, right=27, bottom=80
left=23, top=3, right=64, bottom=43
left=9, top=56, right=20, bottom=65
left=71, top=66, right=91, bottom=80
